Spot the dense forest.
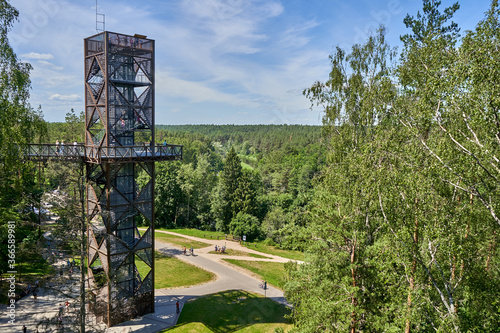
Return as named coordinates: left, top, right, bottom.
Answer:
left=1, top=0, right=500, bottom=332
left=46, top=120, right=324, bottom=249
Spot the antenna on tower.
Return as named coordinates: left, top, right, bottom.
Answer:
left=96, top=0, right=105, bottom=33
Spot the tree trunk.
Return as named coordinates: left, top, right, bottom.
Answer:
left=405, top=268, right=415, bottom=333
left=351, top=242, right=357, bottom=333
left=486, top=230, right=496, bottom=272
left=405, top=203, right=418, bottom=333
left=187, top=194, right=190, bottom=224
left=79, top=171, right=86, bottom=333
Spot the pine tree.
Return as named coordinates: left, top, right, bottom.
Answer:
left=213, top=147, right=242, bottom=232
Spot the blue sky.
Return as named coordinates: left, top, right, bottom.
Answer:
left=9, top=0, right=493, bottom=125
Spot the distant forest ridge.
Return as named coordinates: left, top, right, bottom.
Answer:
left=155, top=124, right=323, bottom=147
left=156, top=124, right=321, bottom=134
left=45, top=121, right=322, bottom=147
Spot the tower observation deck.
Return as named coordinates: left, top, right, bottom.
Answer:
left=84, top=31, right=168, bottom=326
left=25, top=31, right=182, bottom=327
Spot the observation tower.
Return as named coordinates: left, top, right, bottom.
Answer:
left=26, top=31, right=182, bottom=326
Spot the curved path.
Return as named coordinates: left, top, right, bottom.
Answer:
left=108, top=231, right=295, bottom=332
left=0, top=229, right=296, bottom=333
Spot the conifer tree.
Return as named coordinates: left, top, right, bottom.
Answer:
left=213, top=147, right=242, bottom=231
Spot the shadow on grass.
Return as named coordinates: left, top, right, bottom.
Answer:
left=157, top=247, right=184, bottom=257
left=165, top=290, right=290, bottom=332
left=207, top=249, right=270, bottom=259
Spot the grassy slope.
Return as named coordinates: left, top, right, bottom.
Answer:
left=241, top=161, right=254, bottom=171
left=242, top=242, right=304, bottom=261
left=223, top=260, right=286, bottom=289
left=163, top=290, right=292, bottom=333
left=136, top=252, right=214, bottom=289
left=154, top=228, right=303, bottom=260
left=154, top=231, right=211, bottom=249
left=157, top=228, right=225, bottom=240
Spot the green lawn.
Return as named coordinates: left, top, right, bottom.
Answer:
left=154, top=231, right=211, bottom=249
left=239, top=154, right=258, bottom=170
left=152, top=228, right=304, bottom=260
left=0, top=254, right=53, bottom=304
left=223, top=260, right=286, bottom=289
left=208, top=248, right=270, bottom=259
left=2, top=253, right=54, bottom=283
left=158, top=228, right=225, bottom=240
left=241, top=161, right=254, bottom=170
left=242, top=242, right=304, bottom=261
left=163, top=290, right=292, bottom=333
left=136, top=252, right=215, bottom=289
left=16, top=257, right=54, bottom=277
left=243, top=154, right=258, bottom=162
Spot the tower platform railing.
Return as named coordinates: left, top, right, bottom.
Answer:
left=25, top=143, right=182, bottom=164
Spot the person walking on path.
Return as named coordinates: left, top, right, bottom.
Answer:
left=183, top=247, right=186, bottom=255
left=190, top=246, right=194, bottom=256
left=176, top=300, right=180, bottom=314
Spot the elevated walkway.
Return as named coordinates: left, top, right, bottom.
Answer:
left=24, top=143, right=183, bottom=164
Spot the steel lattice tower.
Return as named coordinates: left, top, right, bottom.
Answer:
left=84, top=31, right=174, bottom=326
left=25, top=31, right=182, bottom=327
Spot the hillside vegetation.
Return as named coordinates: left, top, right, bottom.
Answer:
left=3, top=0, right=500, bottom=331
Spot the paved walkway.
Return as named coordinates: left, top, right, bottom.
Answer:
left=1, top=230, right=295, bottom=332
left=152, top=229, right=293, bottom=264
left=108, top=232, right=292, bottom=332
left=0, top=251, right=89, bottom=332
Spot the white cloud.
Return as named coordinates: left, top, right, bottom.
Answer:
left=49, top=94, right=81, bottom=102
left=10, top=0, right=324, bottom=124
left=20, top=52, right=54, bottom=60
left=37, top=60, right=63, bottom=71
left=157, top=70, right=258, bottom=108
left=178, top=0, right=283, bottom=56
left=278, top=19, right=320, bottom=49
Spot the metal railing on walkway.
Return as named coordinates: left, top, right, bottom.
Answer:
left=25, top=143, right=183, bottom=164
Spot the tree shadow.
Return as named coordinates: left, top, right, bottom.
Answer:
left=166, top=290, right=290, bottom=332
left=157, top=247, right=183, bottom=257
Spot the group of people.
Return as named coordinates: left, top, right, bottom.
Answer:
left=182, top=246, right=194, bottom=256
left=55, top=140, right=79, bottom=155
left=117, top=114, right=146, bottom=132
left=56, top=300, right=71, bottom=328
left=23, top=280, right=40, bottom=302
left=110, top=34, right=148, bottom=49
left=214, top=245, right=226, bottom=253
left=66, top=258, right=76, bottom=276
